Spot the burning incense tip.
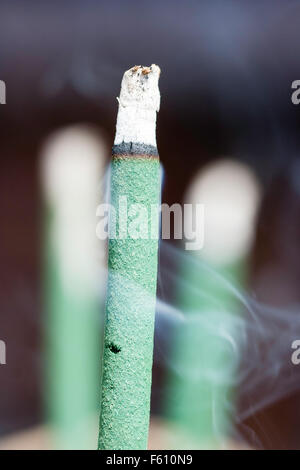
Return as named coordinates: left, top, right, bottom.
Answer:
left=119, top=64, right=161, bottom=110
left=115, top=64, right=161, bottom=148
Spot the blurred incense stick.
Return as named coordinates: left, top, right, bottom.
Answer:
left=166, top=159, right=261, bottom=448
left=41, top=125, right=106, bottom=449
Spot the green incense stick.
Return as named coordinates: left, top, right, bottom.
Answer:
left=169, top=258, right=244, bottom=449
left=41, top=125, right=105, bottom=449
left=167, top=160, right=261, bottom=449
left=98, top=65, right=161, bottom=450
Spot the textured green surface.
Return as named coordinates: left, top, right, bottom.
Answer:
left=166, top=256, right=245, bottom=448
left=44, top=212, right=101, bottom=449
left=98, top=156, right=160, bottom=450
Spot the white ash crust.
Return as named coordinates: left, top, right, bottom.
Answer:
left=114, top=64, right=161, bottom=147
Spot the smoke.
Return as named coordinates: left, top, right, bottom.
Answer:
left=153, top=241, right=300, bottom=447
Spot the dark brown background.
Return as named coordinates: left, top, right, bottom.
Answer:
left=1, top=0, right=300, bottom=449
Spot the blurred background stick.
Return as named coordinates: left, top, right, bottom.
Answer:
left=41, top=125, right=106, bottom=449
left=166, top=159, right=261, bottom=449
left=98, top=65, right=161, bottom=450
